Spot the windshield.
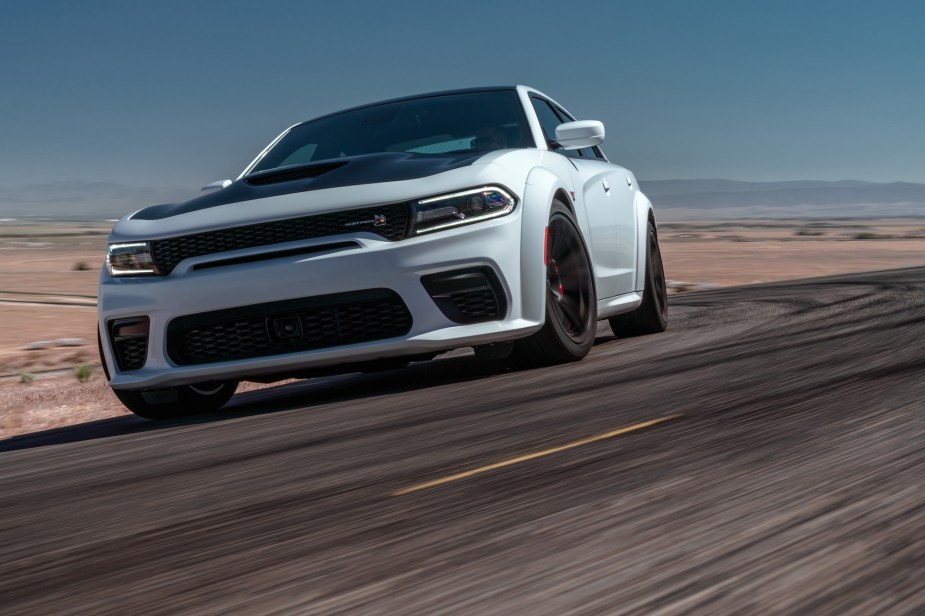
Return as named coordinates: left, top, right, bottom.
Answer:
left=249, top=91, right=533, bottom=174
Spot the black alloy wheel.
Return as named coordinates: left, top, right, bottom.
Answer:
left=507, top=200, right=597, bottom=366
left=609, top=221, right=668, bottom=336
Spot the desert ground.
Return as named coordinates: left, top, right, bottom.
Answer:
left=3, top=218, right=925, bottom=438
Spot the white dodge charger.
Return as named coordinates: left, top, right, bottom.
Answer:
left=99, top=86, right=667, bottom=418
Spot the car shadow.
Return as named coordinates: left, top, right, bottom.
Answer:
left=0, top=354, right=507, bottom=453
left=2, top=326, right=629, bottom=454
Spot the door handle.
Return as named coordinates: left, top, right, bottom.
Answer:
left=602, top=179, right=610, bottom=193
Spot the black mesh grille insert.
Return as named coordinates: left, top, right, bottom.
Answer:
left=114, top=338, right=148, bottom=371
left=421, top=267, right=506, bottom=324
left=445, top=288, right=500, bottom=319
left=151, top=202, right=409, bottom=275
left=108, top=316, right=150, bottom=372
left=166, top=289, right=412, bottom=366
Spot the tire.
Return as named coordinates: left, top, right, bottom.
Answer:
left=113, top=381, right=238, bottom=420
left=609, top=220, right=668, bottom=337
left=98, top=323, right=237, bottom=419
left=507, top=200, right=597, bottom=367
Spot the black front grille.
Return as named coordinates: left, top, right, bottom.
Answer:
left=151, top=202, right=409, bottom=275
left=421, top=267, right=506, bottom=324
left=166, top=289, right=412, bottom=366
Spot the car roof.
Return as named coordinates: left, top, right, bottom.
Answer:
left=297, top=86, right=528, bottom=126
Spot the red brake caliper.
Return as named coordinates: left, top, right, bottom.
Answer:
left=543, top=226, right=549, bottom=265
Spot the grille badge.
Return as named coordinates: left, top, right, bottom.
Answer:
left=344, top=214, right=386, bottom=228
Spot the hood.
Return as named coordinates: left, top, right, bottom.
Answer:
left=131, top=151, right=489, bottom=221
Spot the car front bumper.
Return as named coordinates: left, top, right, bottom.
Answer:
left=98, top=211, right=541, bottom=390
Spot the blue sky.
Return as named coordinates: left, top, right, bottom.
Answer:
left=1, top=0, right=923, bottom=192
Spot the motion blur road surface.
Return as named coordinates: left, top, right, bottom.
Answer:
left=2, top=268, right=924, bottom=614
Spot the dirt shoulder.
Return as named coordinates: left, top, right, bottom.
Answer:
left=3, top=218, right=925, bottom=439
left=658, top=219, right=925, bottom=288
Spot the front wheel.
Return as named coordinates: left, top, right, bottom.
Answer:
left=507, top=200, right=597, bottom=367
left=113, top=381, right=238, bottom=420
left=609, top=220, right=668, bottom=337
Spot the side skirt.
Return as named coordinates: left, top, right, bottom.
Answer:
left=596, top=291, right=644, bottom=320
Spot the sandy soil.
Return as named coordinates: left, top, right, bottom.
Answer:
left=659, top=219, right=925, bottom=287
left=3, top=218, right=925, bottom=438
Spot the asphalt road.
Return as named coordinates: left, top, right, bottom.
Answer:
left=3, top=267, right=925, bottom=614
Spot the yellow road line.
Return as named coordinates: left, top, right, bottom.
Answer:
left=392, top=414, right=683, bottom=496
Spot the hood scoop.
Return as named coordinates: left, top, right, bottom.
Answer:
left=244, top=161, right=348, bottom=186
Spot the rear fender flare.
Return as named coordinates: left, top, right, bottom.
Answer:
left=634, top=191, right=656, bottom=292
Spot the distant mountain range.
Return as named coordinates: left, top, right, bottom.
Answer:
left=2, top=179, right=925, bottom=221
left=639, top=179, right=925, bottom=218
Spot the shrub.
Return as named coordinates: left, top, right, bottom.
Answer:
left=20, top=372, right=34, bottom=383
left=75, top=364, right=93, bottom=382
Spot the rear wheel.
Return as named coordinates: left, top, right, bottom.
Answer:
left=507, top=201, right=597, bottom=367
left=609, top=221, right=668, bottom=337
left=113, top=381, right=238, bottom=420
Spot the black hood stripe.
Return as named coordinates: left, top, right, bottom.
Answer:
left=132, top=151, right=486, bottom=221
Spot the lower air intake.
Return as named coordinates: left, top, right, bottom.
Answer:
left=108, top=316, right=150, bottom=371
left=166, top=289, right=412, bottom=366
left=421, top=267, right=506, bottom=324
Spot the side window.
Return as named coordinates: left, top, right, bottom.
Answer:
left=578, top=147, right=599, bottom=160
left=530, top=97, right=564, bottom=148
left=530, top=98, right=581, bottom=159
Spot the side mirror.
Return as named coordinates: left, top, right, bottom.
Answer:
left=554, top=120, right=605, bottom=150
left=201, top=179, right=232, bottom=192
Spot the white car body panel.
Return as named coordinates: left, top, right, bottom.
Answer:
left=99, top=85, right=657, bottom=390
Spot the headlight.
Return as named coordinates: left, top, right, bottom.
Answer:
left=106, top=242, right=160, bottom=276
left=410, top=186, right=517, bottom=235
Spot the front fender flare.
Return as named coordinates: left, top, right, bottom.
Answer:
left=520, top=167, right=573, bottom=324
